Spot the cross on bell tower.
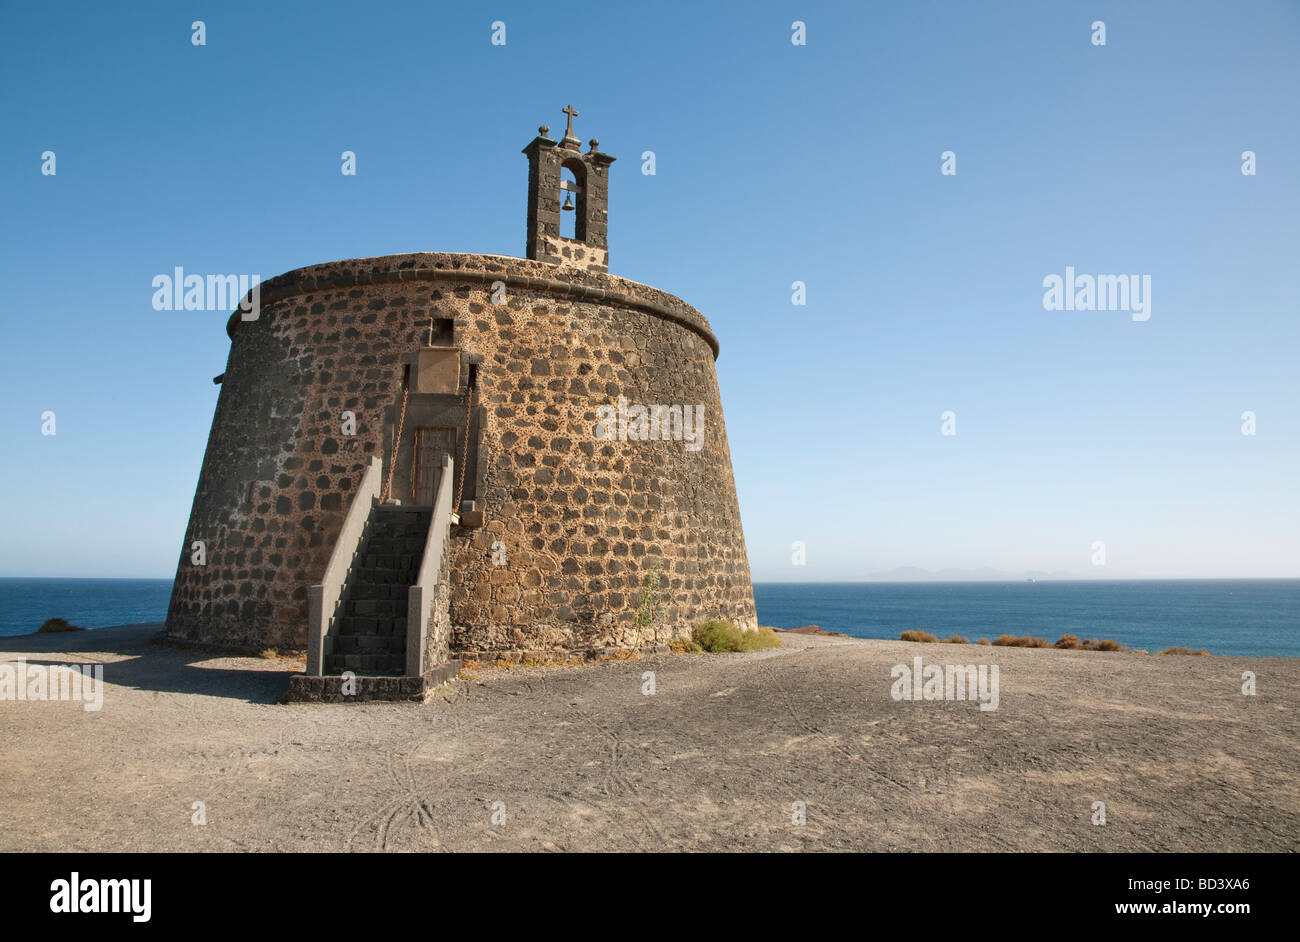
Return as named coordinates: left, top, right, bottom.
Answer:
left=522, top=105, right=616, bottom=273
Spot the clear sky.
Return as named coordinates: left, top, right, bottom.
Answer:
left=1, top=0, right=1297, bottom=581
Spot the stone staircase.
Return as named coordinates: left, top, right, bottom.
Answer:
left=324, top=505, right=433, bottom=676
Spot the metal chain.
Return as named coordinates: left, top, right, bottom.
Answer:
left=381, top=382, right=409, bottom=503
left=453, top=372, right=475, bottom=513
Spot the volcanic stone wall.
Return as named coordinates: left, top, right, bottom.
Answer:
left=165, top=252, right=757, bottom=655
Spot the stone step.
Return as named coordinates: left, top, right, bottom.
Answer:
left=355, top=567, right=420, bottom=586
left=363, top=539, right=426, bottom=554
left=336, top=615, right=405, bottom=636
left=360, top=554, right=423, bottom=571
left=325, top=652, right=405, bottom=675
left=344, top=598, right=408, bottom=618
left=333, top=634, right=405, bottom=655
left=349, top=583, right=407, bottom=601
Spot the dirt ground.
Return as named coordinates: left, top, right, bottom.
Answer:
left=1, top=623, right=1296, bottom=852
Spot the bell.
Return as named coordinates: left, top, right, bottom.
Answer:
left=562, top=192, right=575, bottom=211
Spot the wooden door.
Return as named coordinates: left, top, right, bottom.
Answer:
left=412, top=427, right=456, bottom=506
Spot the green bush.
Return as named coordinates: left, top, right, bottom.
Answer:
left=690, top=620, right=781, bottom=653
left=38, top=617, right=83, bottom=633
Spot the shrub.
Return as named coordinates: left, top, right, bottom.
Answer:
left=1082, top=638, right=1125, bottom=652
left=1160, top=646, right=1210, bottom=656
left=669, top=636, right=702, bottom=654
left=634, top=568, right=662, bottom=630
left=977, top=638, right=991, bottom=646
left=940, top=634, right=969, bottom=644
left=992, top=634, right=1049, bottom=648
left=691, top=620, right=781, bottom=653
left=38, top=618, right=83, bottom=633
left=1054, top=634, right=1082, bottom=649
left=900, top=630, right=939, bottom=643
left=259, top=648, right=279, bottom=659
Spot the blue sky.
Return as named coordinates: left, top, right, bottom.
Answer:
left=1, top=0, right=1297, bottom=581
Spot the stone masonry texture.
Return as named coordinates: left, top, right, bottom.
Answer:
left=165, top=252, right=757, bottom=658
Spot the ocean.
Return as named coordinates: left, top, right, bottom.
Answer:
left=0, top=578, right=173, bottom=638
left=754, top=580, right=1300, bottom=657
left=1, top=577, right=1296, bottom=658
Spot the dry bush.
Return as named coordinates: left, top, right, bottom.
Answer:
left=992, top=634, right=1050, bottom=648
left=900, top=630, right=939, bottom=643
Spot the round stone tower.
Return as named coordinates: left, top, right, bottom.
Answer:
left=165, top=109, right=757, bottom=661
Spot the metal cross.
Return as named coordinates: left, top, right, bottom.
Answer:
left=561, top=104, right=579, bottom=139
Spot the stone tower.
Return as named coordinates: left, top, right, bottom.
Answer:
left=165, top=107, right=757, bottom=682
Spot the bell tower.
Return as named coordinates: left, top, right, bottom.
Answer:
left=522, top=105, right=616, bottom=273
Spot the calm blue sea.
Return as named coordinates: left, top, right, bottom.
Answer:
left=755, top=580, right=1300, bottom=657
left=0, top=578, right=173, bottom=638
left=1, top=578, right=1297, bottom=657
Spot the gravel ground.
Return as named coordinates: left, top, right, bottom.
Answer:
left=1, top=623, right=1296, bottom=852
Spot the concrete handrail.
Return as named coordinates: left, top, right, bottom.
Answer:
left=406, top=454, right=454, bottom=676
left=306, top=456, right=383, bottom=675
